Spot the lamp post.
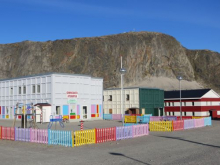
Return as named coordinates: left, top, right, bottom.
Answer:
left=120, top=56, right=126, bottom=126
left=177, top=76, right=182, bottom=120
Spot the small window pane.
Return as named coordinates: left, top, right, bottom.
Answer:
left=32, top=85, right=35, bottom=93
left=37, top=85, right=40, bottom=93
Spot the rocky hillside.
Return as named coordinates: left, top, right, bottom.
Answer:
left=0, top=32, right=219, bottom=92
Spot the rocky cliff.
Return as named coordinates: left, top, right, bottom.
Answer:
left=0, top=32, right=219, bottom=92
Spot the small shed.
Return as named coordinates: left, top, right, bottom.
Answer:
left=126, top=107, right=140, bottom=115
left=34, top=103, right=51, bottom=123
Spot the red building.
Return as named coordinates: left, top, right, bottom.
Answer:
left=164, top=89, right=220, bottom=119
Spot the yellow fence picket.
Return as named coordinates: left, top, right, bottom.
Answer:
left=74, top=129, right=95, bottom=147
left=124, top=116, right=136, bottom=123
left=149, top=121, right=173, bottom=131
left=192, top=116, right=203, bottom=119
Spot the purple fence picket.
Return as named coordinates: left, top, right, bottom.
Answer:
left=30, top=128, right=48, bottom=144
left=184, top=119, right=195, bottom=129
left=112, top=114, right=122, bottom=120
left=162, top=116, right=177, bottom=121
left=15, top=127, right=30, bottom=142
left=150, top=116, right=163, bottom=121
left=116, top=126, right=133, bottom=140
left=132, top=124, right=149, bottom=138
left=194, top=118, right=205, bottom=128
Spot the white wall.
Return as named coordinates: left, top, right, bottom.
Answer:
left=103, top=88, right=139, bottom=114
left=0, top=75, right=52, bottom=119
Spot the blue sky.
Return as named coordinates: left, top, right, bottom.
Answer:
left=1, top=0, right=220, bottom=52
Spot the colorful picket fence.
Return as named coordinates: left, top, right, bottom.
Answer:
left=177, top=116, right=192, bottom=120
left=112, top=114, right=122, bottom=120
left=103, top=114, right=112, bottom=120
left=184, top=119, right=195, bottom=129
left=48, top=130, right=72, bottom=147
left=194, top=118, right=205, bottom=128
left=2, top=127, right=15, bottom=140
left=150, top=116, right=163, bottom=121
left=204, top=117, right=212, bottom=126
left=172, top=120, right=184, bottom=131
left=132, top=124, right=149, bottom=137
left=192, top=116, right=204, bottom=119
left=116, top=126, right=133, bottom=140
left=15, top=128, right=30, bottom=142
left=74, top=129, right=95, bottom=147
left=149, top=121, right=172, bottom=131
left=96, top=127, right=116, bottom=143
left=136, top=116, right=150, bottom=123
left=163, top=116, right=177, bottom=121
left=124, top=116, right=136, bottom=123
left=30, top=128, right=48, bottom=144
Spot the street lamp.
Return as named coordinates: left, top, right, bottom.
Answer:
left=177, top=76, right=182, bottom=120
left=120, top=56, right=126, bottom=126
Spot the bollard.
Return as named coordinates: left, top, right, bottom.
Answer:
left=80, top=120, right=83, bottom=131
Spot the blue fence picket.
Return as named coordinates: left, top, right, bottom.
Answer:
left=204, top=117, right=212, bottom=126
left=136, top=116, right=151, bottom=124
left=48, top=129, right=72, bottom=147
left=103, top=114, right=112, bottom=120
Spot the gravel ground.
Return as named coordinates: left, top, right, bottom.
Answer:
left=0, top=119, right=219, bottom=165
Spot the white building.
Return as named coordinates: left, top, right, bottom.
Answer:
left=0, top=73, right=103, bottom=121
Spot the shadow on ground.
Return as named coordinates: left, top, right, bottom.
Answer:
left=156, top=135, right=220, bottom=149
left=109, top=152, right=151, bottom=165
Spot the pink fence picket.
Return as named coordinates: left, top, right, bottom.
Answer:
left=30, top=128, right=48, bottom=144
left=150, top=116, right=163, bottom=121
left=132, top=124, right=149, bottom=138
left=173, top=120, right=184, bottom=131
left=15, top=127, right=30, bottom=142
left=116, top=126, right=133, bottom=140
left=184, top=119, right=195, bottom=129
left=194, top=118, right=205, bottom=128
left=96, top=127, right=116, bottom=143
left=2, top=127, right=15, bottom=140
left=112, top=114, right=122, bottom=120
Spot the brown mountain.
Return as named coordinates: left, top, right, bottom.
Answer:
left=0, top=32, right=219, bottom=92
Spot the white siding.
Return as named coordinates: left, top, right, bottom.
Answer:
left=103, top=88, right=139, bottom=114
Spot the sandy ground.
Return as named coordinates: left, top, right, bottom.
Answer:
left=128, top=76, right=203, bottom=91
left=0, top=119, right=219, bottom=165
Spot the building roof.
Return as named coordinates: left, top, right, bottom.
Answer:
left=34, top=103, right=51, bottom=106
left=104, top=87, right=163, bottom=91
left=164, top=89, right=211, bottom=100
left=0, top=72, right=103, bottom=82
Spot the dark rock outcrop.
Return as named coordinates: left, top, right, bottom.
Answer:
left=0, top=32, right=219, bottom=92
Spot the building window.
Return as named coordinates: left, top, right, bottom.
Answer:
left=168, top=102, right=170, bottom=106
left=23, top=86, right=26, bottom=94
left=192, top=112, right=195, bottom=116
left=37, top=85, right=40, bottom=93
left=109, top=95, right=112, bottom=101
left=184, top=102, right=186, bottom=106
left=172, top=112, right=174, bottom=116
left=19, top=86, right=21, bottom=94
left=184, top=112, right=186, bottom=116
left=56, top=106, right=60, bottom=115
left=126, top=94, right=130, bottom=101
left=32, top=85, right=35, bottom=93
left=103, top=96, right=104, bottom=101
left=192, top=102, right=194, bottom=106
left=10, top=87, right=13, bottom=95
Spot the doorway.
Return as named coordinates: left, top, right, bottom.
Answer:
left=109, top=109, right=112, bottom=114
left=83, top=106, right=87, bottom=119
